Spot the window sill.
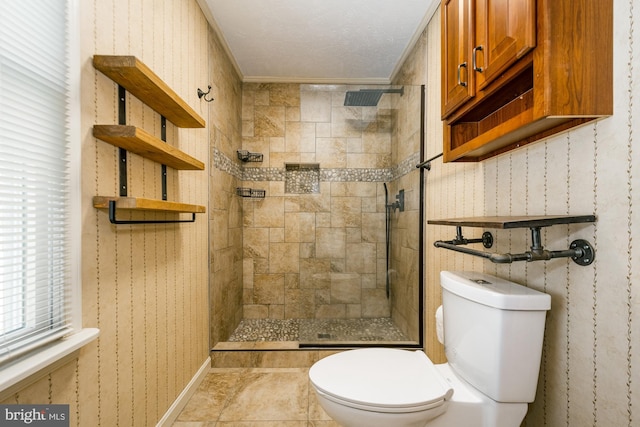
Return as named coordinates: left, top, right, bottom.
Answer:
left=0, top=328, right=99, bottom=400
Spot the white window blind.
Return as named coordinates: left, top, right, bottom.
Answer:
left=0, top=0, right=74, bottom=364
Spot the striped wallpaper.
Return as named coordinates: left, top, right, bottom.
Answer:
left=1, top=1, right=215, bottom=426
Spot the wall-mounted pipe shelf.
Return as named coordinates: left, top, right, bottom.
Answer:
left=236, top=188, right=266, bottom=198
left=428, top=215, right=596, bottom=266
left=93, top=55, right=205, bottom=128
left=237, top=150, right=264, bottom=162
left=93, top=125, right=205, bottom=170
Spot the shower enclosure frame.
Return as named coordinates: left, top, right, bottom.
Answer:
left=297, top=85, right=427, bottom=350
left=215, top=83, right=428, bottom=351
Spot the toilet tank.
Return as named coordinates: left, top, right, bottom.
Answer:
left=440, top=271, right=551, bottom=403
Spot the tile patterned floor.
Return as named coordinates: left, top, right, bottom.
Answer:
left=227, top=318, right=410, bottom=344
left=172, top=367, right=341, bottom=426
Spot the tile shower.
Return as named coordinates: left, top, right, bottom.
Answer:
left=212, top=83, right=423, bottom=347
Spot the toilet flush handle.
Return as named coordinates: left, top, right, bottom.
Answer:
left=435, top=306, right=444, bottom=344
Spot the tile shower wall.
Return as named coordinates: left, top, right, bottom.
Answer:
left=238, top=84, right=420, bottom=334
left=407, top=3, right=640, bottom=426
left=207, top=27, right=244, bottom=347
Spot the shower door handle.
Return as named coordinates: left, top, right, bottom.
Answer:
left=457, top=62, right=468, bottom=87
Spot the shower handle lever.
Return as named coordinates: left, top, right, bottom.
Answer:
left=386, top=190, right=405, bottom=212
left=395, top=190, right=405, bottom=212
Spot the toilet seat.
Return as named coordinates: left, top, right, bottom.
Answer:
left=309, top=348, right=453, bottom=413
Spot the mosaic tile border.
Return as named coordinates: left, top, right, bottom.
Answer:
left=213, top=148, right=420, bottom=183
left=213, top=147, right=243, bottom=180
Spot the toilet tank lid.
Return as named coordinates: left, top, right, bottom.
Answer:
left=441, top=271, right=551, bottom=310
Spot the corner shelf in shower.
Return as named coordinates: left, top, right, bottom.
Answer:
left=237, top=150, right=264, bottom=162
left=236, top=187, right=266, bottom=199
left=428, top=215, right=596, bottom=265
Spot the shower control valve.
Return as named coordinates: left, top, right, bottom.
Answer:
left=395, top=190, right=405, bottom=212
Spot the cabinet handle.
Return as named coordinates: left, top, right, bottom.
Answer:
left=457, top=62, right=468, bottom=87
left=472, top=46, right=484, bottom=72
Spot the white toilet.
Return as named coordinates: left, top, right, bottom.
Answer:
left=309, top=271, right=551, bottom=427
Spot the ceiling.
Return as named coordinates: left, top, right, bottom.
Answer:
left=196, top=0, right=440, bottom=84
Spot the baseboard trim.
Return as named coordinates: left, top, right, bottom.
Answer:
left=156, top=357, right=211, bottom=426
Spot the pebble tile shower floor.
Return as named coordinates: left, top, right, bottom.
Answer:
left=228, top=318, right=410, bottom=343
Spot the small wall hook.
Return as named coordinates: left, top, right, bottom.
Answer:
left=197, top=85, right=214, bottom=102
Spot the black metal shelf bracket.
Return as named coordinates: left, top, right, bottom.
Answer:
left=434, top=225, right=595, bottom=266
left=108, top=200, right=196, bottom=225
left=118, top=85, right=128, bottom=196
left=161, top=116, right=168, bottom=200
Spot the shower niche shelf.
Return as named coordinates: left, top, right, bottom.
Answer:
left=237, top=150, right=264, bottom=162
left=93, top=55, right=206, bottom=225
left=428, top=215, right=596, bottom=265
left=285, top=163, right=320, bottom=194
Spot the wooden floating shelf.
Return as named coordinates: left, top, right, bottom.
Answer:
left=93, top=55, right=205, bottom=128
left=93, top=125, right=204, bottom=170
left=428, top=215, right=596, bottom=229
left=93, top=196, right=206, bottom=214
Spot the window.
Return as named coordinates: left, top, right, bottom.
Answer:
left=0, top=0, right=85, bottom=371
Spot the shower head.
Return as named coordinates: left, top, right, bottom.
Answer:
left=343, top=87, right=404, bottom=107
left=344, top=90, right=383, bottom=107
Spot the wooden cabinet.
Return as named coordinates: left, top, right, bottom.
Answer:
left=441, top=0, right=612, bottom=162
left=473, top=0, right=535, bottom=90
left=441, top=0, right=473, bottom=117
left=442, top=0, right=535, bottom=117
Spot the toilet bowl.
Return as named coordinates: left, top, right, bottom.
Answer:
left=309, top=271, right=551, bottom=427
left=309, top=348, right=527, bottom=427
left=309, top=348, right=453, bottom=427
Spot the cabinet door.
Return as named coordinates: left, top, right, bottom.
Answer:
left=441, top=0, right=474, bottom=118
left=474, top=0, right=536, bottom=90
